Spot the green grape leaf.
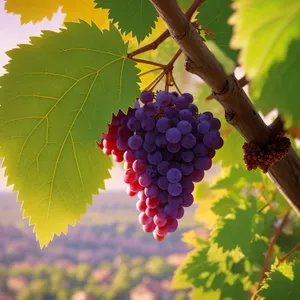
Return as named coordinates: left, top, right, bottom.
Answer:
left=229, top=0, right=300, bottom=80
left=211, top=196, right=257, bottom=254
left=94, top=0, right=158, bottom=42
left=257, top=260, right=300, bottom=299
left=214, top=130, right=244, bottom=167
left=0, top=22, right=140, bottom=247
left=248, top=236, right=268, bottom=267
left=211, top=196, right=237, bottom=217
left=221, top=281, right=248, bottom=300
left=197, top=0, right=238, bottom=61
left=250, top=39, right=300, bottom=124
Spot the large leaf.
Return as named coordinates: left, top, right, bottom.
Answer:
left=0, top=22, right=140, bottom=247
left=5, top=0, right=110, bottom=30
left=229, top=0, right=300, bottom=80
left=257, top=260, right=300, bottom=299
left=197, top=0, right=238, bottom=61
left=94, top=0, right=158, bottom=42
left=250, top=39, right=300, bottom=124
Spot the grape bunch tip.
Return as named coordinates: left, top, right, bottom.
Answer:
left=98, top=90, right=223, bottom=241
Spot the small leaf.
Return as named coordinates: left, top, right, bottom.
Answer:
left=257, top=260, right=300, bottom=299
left=221, top=280, right=248, bottom=300
left=211, top=196, right=237, bottom=217
left=94, top=0, right=158, bottom=42
left=0, top=22, right=140, bottom=247
left=197, top=0, right=238, bottom=61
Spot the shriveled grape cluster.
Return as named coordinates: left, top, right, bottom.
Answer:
left=99, top=91, right=223, bottom=241
left=243, top=136, right=290, bottom=173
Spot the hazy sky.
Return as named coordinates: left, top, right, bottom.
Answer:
left=0, top=0, right=126, bottom=191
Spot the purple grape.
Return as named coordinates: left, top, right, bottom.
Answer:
left=141, top=117, right=155, bottom=131
left=183, top=183, right=194, bottom=193
left=175, top=96, right=189, bottom=109
left=145, top=102, right=160, bottom=116
left=176, top=206, right=184, bottom=219
left=198, top=112, right=213, bottom=121
left=182, top=93, right=193, bottom=103
left=207, top=148, right=216, bottom=158
left=136, top=148, right=148, bottom=160
left=158, top=176, right=168, bottom=190
left=210, top=118, right=221, bottom=130
left=181, top=162, right=194, bottom=175
left=188, top=103, right=198, bottom=115
left=167, top=142, right=181, bottom=154
left=128, top=135, right=143, bottom=150
left=156, top=91, right=172, bottom=107
left=193, top=143, right=208, bottom=156
left=127, top=117, right=141, bottom=131
left=192, top=169, right=204, bottom=182
left=145, top=130, right=158, bottom=144
left=116, top=138, right=128, bottom=151
left=156, top=117, right=171, bottom=133
left=143, top=141, right=156, bottom=153
left=140, top=90, right=154, bottom=104
left=139, top=172, right=152, bottom=187
left=138, top=190, right=147, bottom=201
left=168, top=183, right=182, bottom=196
left=182, top=150, right=194, bottom=162
left=168, top=195, right=183, bottom=208
left=133, top=159, right=147, bottom=174
left=158, top=190, right=168, bottom=204
left=167, top=168, right=182, bottom=183
left=215, top=136, right=224, bottom=149
left=139, top=212, right=152, bottom=225
left=134, top=100, right=140, bottom=109
left=171, top=91, right=179, bottom=97
left=194, top=156, right=212, bottom=170
left=148, top=151, right=163, bottom=165
left=203, top=130, right=220, bottom=148
left=155, top=134, right=168, bottom=148
left=145, top=184, right=159, bottom=198
left=164, top=205, right=178, bottom=218
left=181, top=134, right=196, bottom=149
left=135, top=108, right=147, bottom=120
left=157, top=161, right=169, bottom=175
left=164, top=107, right=177, bottom=118
left=179, top=109, right=193, bottom=121
left=182, top=193, right=194, bottom=207
left=166, top=128, right=182, bottom=143
left=146, top=165, right=157, bottom=177
left=180, top=175, right=193, bottom=189
left=197, top=121, right=210, bottom=134
left=177, top=120, right=192, bottom=134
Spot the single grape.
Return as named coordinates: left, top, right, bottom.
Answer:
left=136, top=200, right=147, bottom=212
left=176, top=206, right=184, bottom=219
left=135, top=108, right=147, bottom=120
left=193, top=143, right=208, bottom=156
left=153, top=231, right=165, bottom=241
left=179, top=109, right=193, bottom=121
left=207, top=149, right=216, bottom=158
left=138, top=212, right=152, bottom=225
left=145, top=208, right=158, bottom=218
left=146, top=197, right=159, bottom=209
left=134, top=100, right=140, bottom=109
left=191, top=169, right=204, bottom=182
left=144, top=130, right=157, bottom=145
left=181, top=133, right=196, bottom=149
left=166, top=128, right=182, bottom=143
left=182, top=193, right=194, bottom=207
left=168, top=182, right=182, bottom=196
left=130, top=180, right=143, bottom=193
left=123, top=168, right=138, bottom=184
left=203, top=130, right=220, bottom=148
left=126, top=185, right=137, bottom=197
left=167, top=168, right=182, bottom=183
left=188, top=103, right=198, bottom=115
left=167, top=142, right=181, bottom=154
left=214, top=136, right=224, bottom=150
left=156, top=91, right=172, bottom=107
left=182, top=150, right=194, bottom=162
left=175, top=96, right=189, bottom=109
left=154, top=212, right=167, bottom=227
left=123, top=150, right=136, bottom=163
left=182, top=93, right=193, bottom=103
left=155, top=134, right=168, bottom=148
left=146, top=165, right=157, bottom=177
left=197, top=120, right=210, bottom=134
left=156, top=117, right=171, bottom=133
left=141, top=117, right=155, bottom=131
left=194, top=156, right=212, bottom=170
left=145, top=102, right=160, bottom=116
left=164, top=107, right=177, bottom=118
left=145, top=184, right=159, bottom=198
left=102, top=139, right=116, bottom=150
left=148, top=151, right=163, bottom=165
left=143, top=141, right=156, bottom=153
left=102, top=147, right=111, bottom=155
left=127, top=117, right=141, bottom=131
left=138, top=190, right=147, bottom=201
left=143, top=222, right=156, bottom=233
left=177, top=120, right=192, bottom=134
left=166, top=218, right=178, bottom=232
left=139, top=172, right=152, bottom=187
left=135, top=149, right=148, bottom=160
left=140, top=90, right=154, bottom=104
left=112, top=153, right=124, bottom=163
left=168, top=195, right=183, bottom=208
left=181, top=162, right=194, bottom=176
left=116, top=137, right=128, bottom=151
left=158, top=176, right=168, bottom=190
left=157, top=161, right=169, bottom=175
left=156, top=225, right=168, bottom=236
left=128, top=135, right=143, bottom=150
left=210, top=118, right=221, bottom=130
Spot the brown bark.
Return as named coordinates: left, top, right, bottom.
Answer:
left=150, top=0, right=300, bottom=214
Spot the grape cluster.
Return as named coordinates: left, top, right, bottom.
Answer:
left=243, top=136, right=290, bottom=173
left=99, top=90, right=223, bottom=241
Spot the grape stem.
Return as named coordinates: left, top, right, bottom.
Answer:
left=254, top=211, right=290, bottom=299
left=278, top=242, right=300, bottom=263
left=127, top=0, right=204, bottom=58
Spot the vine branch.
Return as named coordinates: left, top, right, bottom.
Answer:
left=149, top=0, right=300, bottom=214
left=278, top=242, right=300, bottom=263
left=254, top=211, right=290, bottom=299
